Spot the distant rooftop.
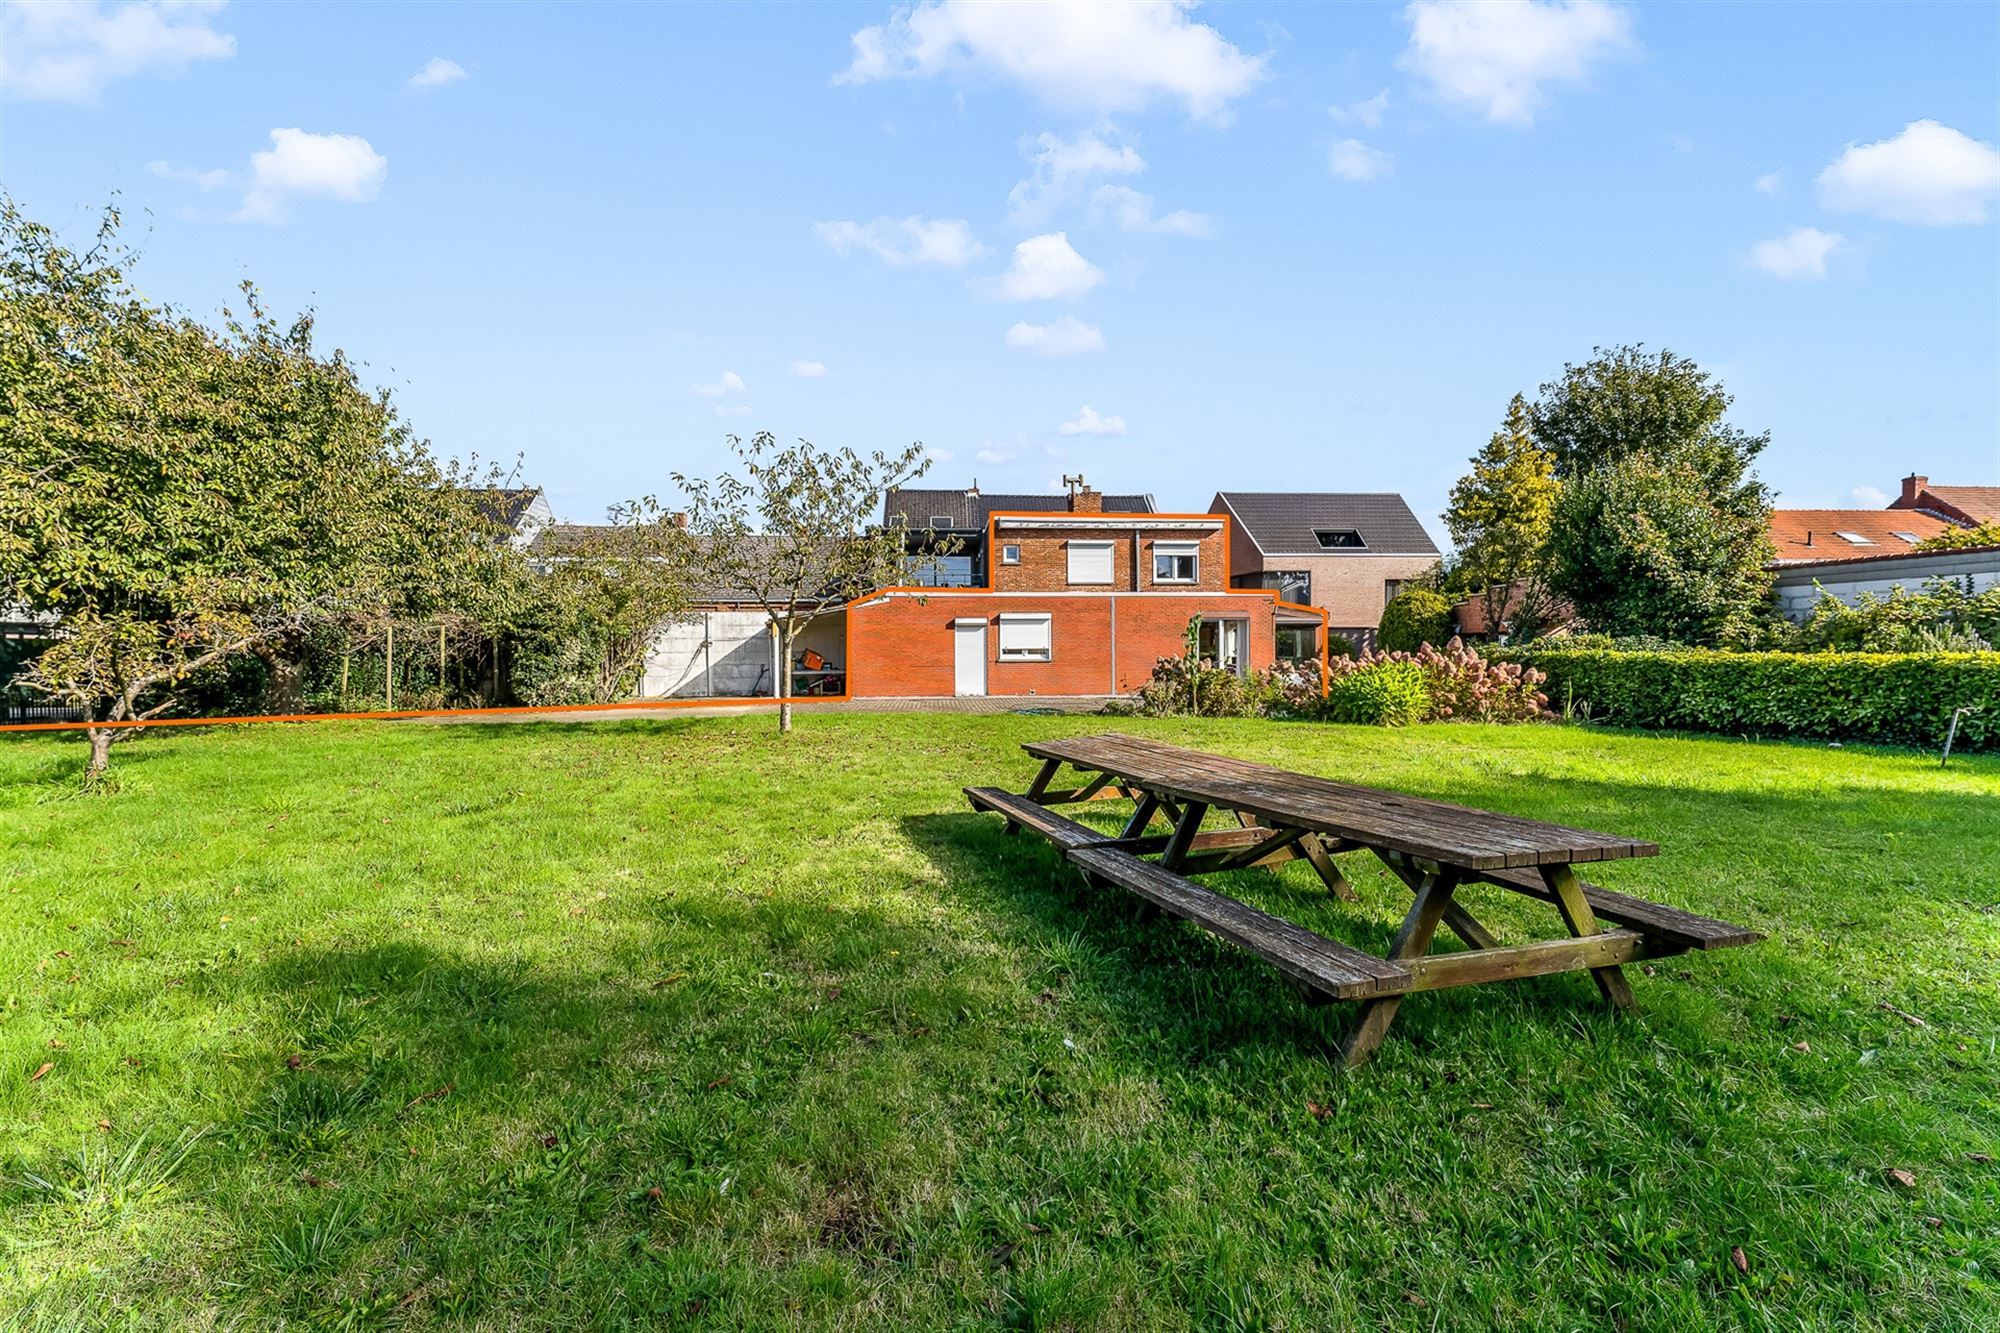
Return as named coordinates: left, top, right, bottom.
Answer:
left=1768, top=509, right=1952, bottom=564
left=883, top=486, right=1155, bottom=530
left=1211, top=492, right=1440, bottom=557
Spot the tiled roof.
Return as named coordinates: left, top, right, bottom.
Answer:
left=1768, top=509, right=1952, bottom=564
left=882, top=488, right=1156, bottom=529
left=1210, top=492, right=1440, bottom=557
left=467, top=487, right=543, bottom=530
left=1906, top=485, right=2000, bottom=525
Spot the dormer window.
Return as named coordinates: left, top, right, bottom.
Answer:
left=929, top=514, right=955, bottom=529
left=1834, top=531, right=1874, bottom=546
left=1314, top=529, right=1366, bottom=549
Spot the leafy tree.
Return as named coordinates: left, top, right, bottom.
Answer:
left=1546, top=456, right=1775, bottom=644
left=670, top=433, right=944, bottom=732
left=1377, top=588, right=1455, bottom=652
left=1446, top=393, right=1560, bottom=641
left=0, top=200, right=500, bottom=777
left=1531, top=345, right=1775, bottom=640
left=510, top=509, right=696, bottom=705
left=1917, top=520, right=2000, bottom=551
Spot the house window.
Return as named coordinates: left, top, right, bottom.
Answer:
left=929, top=514, right=955, bottom=529
left=1066, top=540, right=1114, bottom=585
left=1315, top=529, right=1367, bottom=549
left=997, top=613, right=1052, bottom=661
left=1000, top=543, right=1021, bottom=565
left=1892, top=532, right=1920, bottom=543
left=1276, top=625, right=1318, bottom=660
left=1152, top=541, right=1199, bottom=584
left=1384, top=579, right=1403, bottom=605
left=1237, top=570, right=1311, bottom=604
left=1834, top=531, right=1875, bottom=545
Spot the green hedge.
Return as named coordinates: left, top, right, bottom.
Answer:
left=1499, top=649, right=2000, bottom=751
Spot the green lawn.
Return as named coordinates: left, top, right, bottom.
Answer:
left=2, top=714, right=1996, bottom=1330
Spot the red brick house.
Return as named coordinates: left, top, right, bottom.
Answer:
left=1888, top=473, right=1999, bottom=526
left=846, top=484, right=1323, bottom=699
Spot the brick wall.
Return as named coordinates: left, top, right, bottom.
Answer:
left=990, top=524, right=1227, bottom=594
left=846, top=591, right=1278, bottom=698
left=1234, top=552, right=1439, bottom=631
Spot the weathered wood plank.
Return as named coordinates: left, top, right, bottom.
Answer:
left=1541, top=864, right=1636, bottom=1009
left=1477, top=866, right=1761, bottom=951
left=1396, top=930, right=1671, bottom=991
left=964, top=787, right=1109, bottom=852
left=1066, top=846, right=1411, bottom=1000
left=1341, top=868, right=1461, bottom=1067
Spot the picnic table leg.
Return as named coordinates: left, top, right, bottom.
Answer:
left=1340, top=868, right=1461, bottom=1068
left=1375, top=850, right=1498, bottom=949
left=1118, top=791, right=1161, bottom=840
left=1298, top=833, right=1360, bottom=902
left=1004, top=758, right=1063, bottom=836
left=1541, top=864, right=1636, bottom=1010
left=1159, top=801, right=1211, bottom=873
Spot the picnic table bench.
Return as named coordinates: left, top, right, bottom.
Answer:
left=965, top=732, right=1760, bottom=1066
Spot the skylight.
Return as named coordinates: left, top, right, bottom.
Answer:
left=1834, top=532, right=1874, bottom=545
left=1314, top=529, right=1367, bottom=549
left=1892, top=532, right=1920, bottom=543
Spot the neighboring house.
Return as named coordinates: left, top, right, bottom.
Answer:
left=1888, top=473, right=2000, bottom=526
left=469, top=486, right=554, bottom=549
left=883, top=484, right=1155, bottom=586
left=1207, top=492, right=1442, bottom=653
left=1772, top=544, right=2000, bottom=622
left=1768, top=508, right=1954, bottom=564
left=846, top=483, right=1321, bottom=699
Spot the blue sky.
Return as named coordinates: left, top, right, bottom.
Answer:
left=6, top=1, right=1997, bottom=536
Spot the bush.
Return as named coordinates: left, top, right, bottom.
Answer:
left=1326, top=633, right=1357, bottom=660
left=1323, top=661, right=1431, bottom=726
left=1134, top=655, right=1263, bottom=718
left=1378, top=589, right=1455, bottom=653
left=1497, top=648, right=2000, bottom=750
left=1788, top=580, right=2000, bottom=654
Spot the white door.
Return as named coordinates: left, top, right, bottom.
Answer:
left=953, top=619, right=987, bottom=696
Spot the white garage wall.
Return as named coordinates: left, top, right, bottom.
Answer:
left=639, top=612, right=847, bottom=698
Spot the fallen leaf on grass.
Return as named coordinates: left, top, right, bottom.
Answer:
left=53, top=950, right=70, bottom=959
left=96, top=1119, right=111, bottom=1133
left=987, top=1241, right=1021, bottom=1267
left=1791, top=1041, right=1811, bottom=1053
left=1885, top=1168, right=1917, bottom=1189
left=405, top=1083, right=454, bottom=1109
left=29, top=1062, right=53, bottom=1083
left=649, top=973, right=687, bottom=989
left=1470, top=1102, right=1495, bottom=1110
left=46, top=1038, right=64, bottom=1049
left=1305, top=1101, right=1332, bottom=1121
left=299, top=1172, right=335, bottom=1189
left=286, top=1053, right=302, bottom=1069
left=707, top=1076, right=732, bottom=1091
left=1731, top=1246, right=1749, bottom=1273
left=1970, top=1153, right=1993, bottom=1165
left=1924, top=1216, right=1943, bottom=1228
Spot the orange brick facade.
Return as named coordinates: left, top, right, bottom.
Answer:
left=846, top=591, right=1280, bottom=698
left=989, top=523, right=1229, bottom=594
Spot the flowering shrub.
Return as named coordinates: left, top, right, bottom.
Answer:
left=1324, top=661, right=1431, bottom=726
left=1364, top=638, right=1552, bottom=722
left=1134, top=655, right=1264, bottom=717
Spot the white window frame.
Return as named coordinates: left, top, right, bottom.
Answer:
left=1834, top=531, right=1875, bottom=546
left=1152, top=541, right=1199, bottom=584
left=1000, top=543, right=1022, bottom=565
left=929, top=514, right=955, bottom=529
left=997, top=613, right=1053, bottom=661
left=1065, top=540, right=1115, bottom=586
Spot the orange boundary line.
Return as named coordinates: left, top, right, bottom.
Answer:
left=7, top=508, right=1332, bottom=734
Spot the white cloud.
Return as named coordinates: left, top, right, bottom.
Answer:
left=1089, top=184, right=1212, bottom=236
left=1329, top=139, right=1393, bottom=182
left=0, top=0, right=234, bottom=103
left=981, top=232, right=1103, bottom=302
left=1399, top=0, right=1633, bottom=126
left=1749, top=227, right=1841, bottom=281
left=1754, top=171, right=1783, bottom=195
left=690, top=370, right=747, bottom=397
left=407, top=56, right=467, bottom=91
left=789, top=360, right=828, bottom=378
left=975, top=444, right=1018, bottom=464
left=713, top=404, right=753, bottom=419
left=234, top=128, right=387, bottom=224
left=1851, top=485, right=1891, bottom=506
left=146, top=159, right=230, bottom=190
left=1009, top=127, right=1144, bottom=225
left=1330, top=89, right=1389, bottom=128
left=836, top=0, right=1267, bottom=122
left=925, top=447, right=956, bottom=466
left=1058, top=405, right=1128, bottom=436
left=814, top=216, right=983, bottom=266
left=1004, top=317, right=1104, bottom=356
left=1816, top=120, right=2000, bottom=226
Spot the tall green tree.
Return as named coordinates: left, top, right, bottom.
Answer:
left=0, top=200, right=501, bottom=776
left=510, top=508, right=696, bottom=706
left=1445, top=393, right=1560, bottom=641
left=1531, top=345, right=1775, bottom=641
left=670, top=433, right=941, bottom=733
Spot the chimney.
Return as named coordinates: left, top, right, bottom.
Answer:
left=1899, top=474, right=1927, bottom=507
left=1804, top=530, right=1813, bottom=547
left=1070, top=485, right=1102, bottom=514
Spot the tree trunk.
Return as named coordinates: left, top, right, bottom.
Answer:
left=85, top=726, right=113, bottom=780
left=777, top=619, right=793, bottom=734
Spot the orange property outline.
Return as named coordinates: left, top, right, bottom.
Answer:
left=2, top=508, right=1329, bottom=734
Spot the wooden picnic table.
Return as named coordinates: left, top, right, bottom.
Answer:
left=965, top=732, right=1760, bottom=1066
